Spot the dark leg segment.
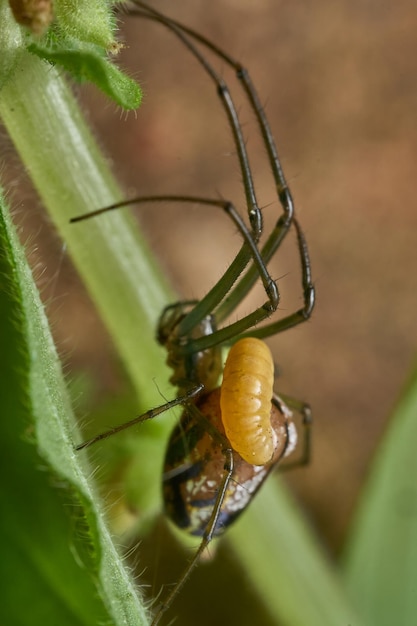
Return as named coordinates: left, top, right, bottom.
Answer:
left=71, top=195, right=279, bottom=343
left=238, top=218, right=315, bottom=340
left=124, top=3, right=304, bottom=347
left=127, top=2, right=299, bottom=329
left=74, top=383, right=204, bottom=450
left=151, top=402, right=235, bottom=625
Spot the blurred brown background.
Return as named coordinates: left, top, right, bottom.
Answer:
left=3, top=0, right=417, bottom=623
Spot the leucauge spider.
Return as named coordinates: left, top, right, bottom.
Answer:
left=73, top=2, right=315, bottom=624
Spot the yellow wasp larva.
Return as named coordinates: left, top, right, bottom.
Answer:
left=221, top=337, right=276, bottom=465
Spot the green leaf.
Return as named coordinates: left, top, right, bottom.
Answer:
left=0, top=0, right=141, bottom=110
left=0, top=189, right=149, bottom=625
left=54, top=0, right=115, bottom=48
left=29, top=39, right=142, bottom=109
left=343, top=364, right=417, bottom=625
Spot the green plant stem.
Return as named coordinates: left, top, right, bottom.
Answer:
left=343, top=363, right=417, bottom=625
left=230, top=479, right=362, bottom=626
left=0, top=49, right=175, bottom=510
left=0, top=50, right=172, bottom=406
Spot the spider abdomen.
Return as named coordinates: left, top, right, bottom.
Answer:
left=163, top=387, right=291, bottom=537
left=220, top=337, right=275, bottom=465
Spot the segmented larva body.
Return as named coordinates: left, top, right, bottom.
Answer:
left=220, top=337, right=275, bottom=465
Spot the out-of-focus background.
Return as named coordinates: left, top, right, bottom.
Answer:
left=3, top=0, right=417, bottom=623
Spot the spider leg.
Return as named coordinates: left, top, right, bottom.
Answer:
left=124, top=3, right=290, bottom=344
left=239, top=218, right=315, bottom=339
left=71, top=195, right=278, bottom=334
left=74, top=383, right=203, bottom=450
left=215, top=65, right=296, bottom=321
left=128, top=3, right=303, bottom=332
left=159, top=14, right=299, bottom=325
left=216, top=211, right=294, bottom=323
left=151, top=402, right=235, bottom=626
left=127, top=3, right=263, bottom=237
left=177, top=220, right=312, bottom=354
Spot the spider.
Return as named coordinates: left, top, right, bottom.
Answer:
left=72, top=2, right=315, bottom=624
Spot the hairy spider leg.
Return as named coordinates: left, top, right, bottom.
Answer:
left=148, top=9, right=312, bottom=331
left=72, top=3, right=314, bottom=354
left=236, top=217, right=315, bottom=340
left=71, top=195, right=278, bottom=330
left=73, top=2, right=281, bottom=349
left=152, top=399, right=235, bottom=626
left=123, top=3, right=293, bottom=347
left=74, top=384, right=204, bottom=450
left=127, top=3, right=315, bottom=349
